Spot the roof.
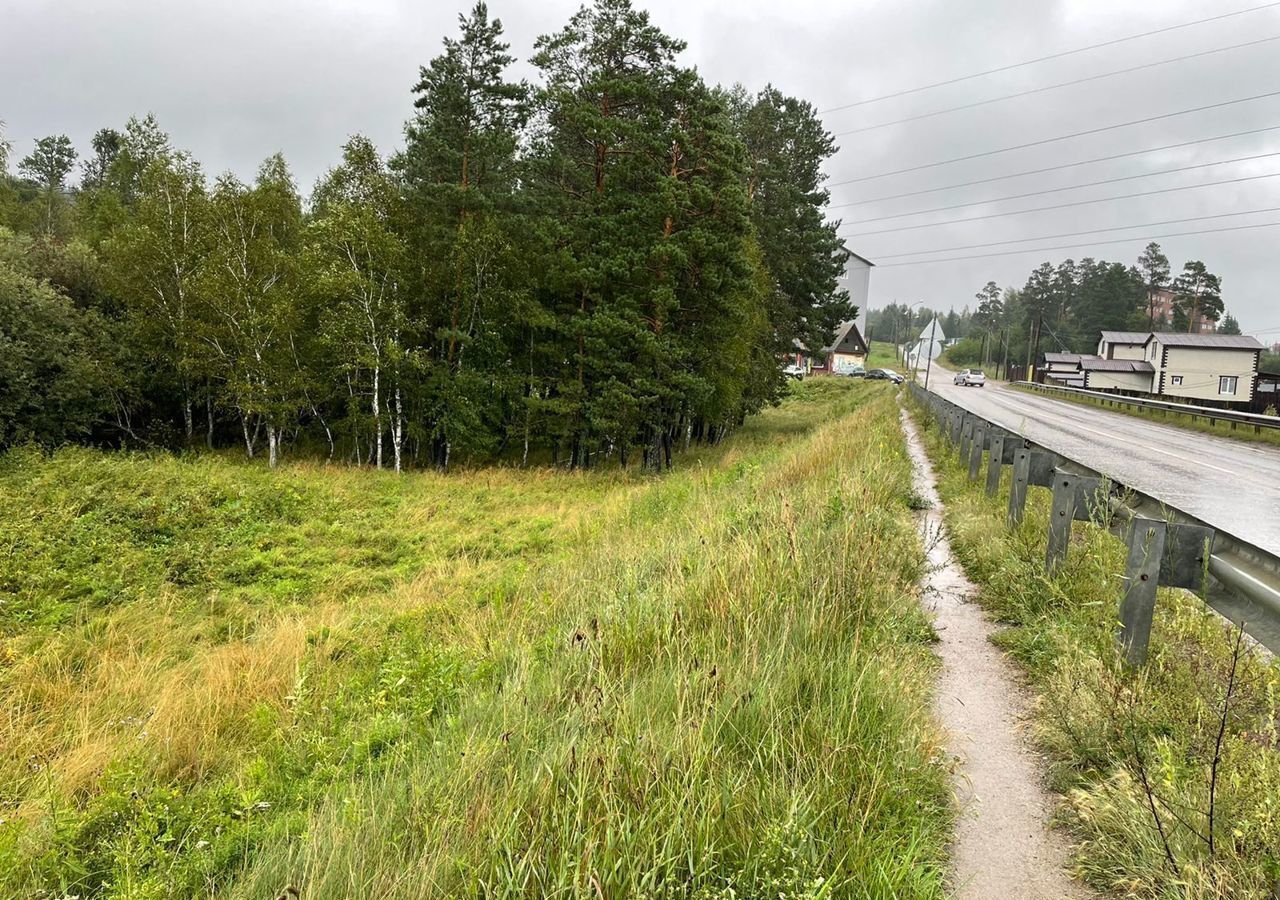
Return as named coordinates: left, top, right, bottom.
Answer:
left=1145, top=333, right=1265, bottom=351
left=1082, top=358, right=1154, bottom=373
left=1044, top=352, right=1087, bottom=365
left=844, top=250, right=875, bottom=268
left=1099, top=330, right=1152, bottom=345
left=825, top=320, right=869, bottom=357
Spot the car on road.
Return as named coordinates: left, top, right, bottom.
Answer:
left=953, top=368, right=986, bottom=387
left=782, top=363, right=806, bottom=380
left=866, top=368, right=905, bottom=384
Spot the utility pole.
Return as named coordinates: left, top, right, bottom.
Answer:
left=1024, top=314, right=1040, bottom=382
left=924, top=315, right=938, bottom=390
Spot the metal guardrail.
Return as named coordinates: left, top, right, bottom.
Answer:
left=909, top=382, right=1280, bottom=662
left=1012, top=380, right=1280, bottom=433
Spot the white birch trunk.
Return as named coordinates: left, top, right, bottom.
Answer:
left=391, top=385, right=403, bottom=474
left=372, top=363, right=383, bottom=469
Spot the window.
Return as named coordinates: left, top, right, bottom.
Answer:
left=1170, top=375, right=1183, bottom=387
left=1219, top=376, right=1238, bottom=396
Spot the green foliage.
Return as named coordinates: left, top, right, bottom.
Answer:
left=0, top=251, right=121, bottom=447
left=1, top=1, right=851, bottom=475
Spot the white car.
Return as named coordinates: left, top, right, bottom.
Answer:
left=783, top=363, right=806, bottom=380
left=953, top=368, right=986, bottom=387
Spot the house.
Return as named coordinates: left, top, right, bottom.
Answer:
left=1096, top=331, right=1150, bottom=361
left=1042, top=352, right=1086, bottom=387
left=810, top=320, right=869, bottom=375
left=1081, top=358, right=1155, bottom=393
left=1143, top=333, right=1265, bottom=404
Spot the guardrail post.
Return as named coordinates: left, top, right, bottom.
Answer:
left=950, top=412, right=963, bottom=445
left=960, top=418, right=974, bottom=461
left=986, top=434, right=1005, bottom=496
left=968, top=426, right=985, bottom=482
left=1046, top=471, right=1079, bottom=573
left=1008, top=448, right=1031, bottom=527
left=1118, top=517, right=1167, bottom=667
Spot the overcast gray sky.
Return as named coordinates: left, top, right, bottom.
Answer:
left=3, top=0, right=1278, bottom=337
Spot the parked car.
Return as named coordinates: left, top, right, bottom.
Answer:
left=782, top=363, right=806, bottom=380
left=953, top=368, right=986, bottom=387
left=837, top=365, right=866, bottom=378
left=866, top=368, right=905, bottom=384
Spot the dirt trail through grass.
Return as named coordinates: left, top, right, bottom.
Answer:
left=902, top=409, right=1090, bottom=900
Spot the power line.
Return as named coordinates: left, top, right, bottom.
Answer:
left=828, top=89, right=1280, bottom=183
left=834, top=150, right=1280, bottom=219
left=840, top=171, right=1280, bottom=237
left=818, top=1, right=1280, bottom=114
left=873, top=221, right=1280, bottom=267
left=831, top=124, right=1280, bottom=200
left=831, top=35, right=1280, bottom=137
left=870, top=207, right=1280, bottom=258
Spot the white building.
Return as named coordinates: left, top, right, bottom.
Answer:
left=837, top=252, right=875, bottom=324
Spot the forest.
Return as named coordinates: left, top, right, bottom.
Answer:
left=868, top=241, right=1253, bottom=372
left=0, top=0, right=852, bottom=471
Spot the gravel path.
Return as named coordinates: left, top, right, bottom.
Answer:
left=902, top=409, right=1092, bottom=900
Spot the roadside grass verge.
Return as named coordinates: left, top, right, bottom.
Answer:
left=908, top=400, right=1280, bottom=898
left=866, top=340, right=901, bottom=370
left=1009, top=383, right=1280, bottom=450
left=1, top=380, right=951, bottom=898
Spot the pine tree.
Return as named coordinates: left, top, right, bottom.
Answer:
left=396, top=1, right=530, bottom=469
left=732, top=85, right=851, bottom=365
left=1172, top=260, right=1224, bottom=333
left=19, top=134, right=78, bottom=235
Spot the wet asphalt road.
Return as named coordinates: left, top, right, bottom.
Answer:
left=920, top=375, right=1280, bottom=556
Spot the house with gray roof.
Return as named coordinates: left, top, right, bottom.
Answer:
left=1143, top=332, right=1265, bottom=404
left=1097, top=331, right=1152, bottom=361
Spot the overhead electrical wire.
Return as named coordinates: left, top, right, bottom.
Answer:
left=827, top=89, right=1280, bottom=184
left=839, top=171, right=1280, bottom=237
left=869, top=206, right=1280, bottom=258
left=831, top=150, right=1280, bottom=218
left=830, top=34, right=1280, bottom=137
left=830, top=124, right=1280, bottom=201
left=872, top=221, right=1280, bottom=267
left=818, top=1, right=1280, bottom=114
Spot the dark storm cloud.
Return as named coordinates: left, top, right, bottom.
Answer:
left=2, top=0, right=1277, bottom=332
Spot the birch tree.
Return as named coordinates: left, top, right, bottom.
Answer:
left=309, top=137, right=408, bottom=471
left=201, top=154, right=303, bottom=466
left=104, top=153, right=210, bottom=443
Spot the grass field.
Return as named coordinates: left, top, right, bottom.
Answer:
left=1009, top=383, right=1280, bottom=450
left=909, top=398, right=1280, bottom=898
left=1, top=379, right=952, bottom=899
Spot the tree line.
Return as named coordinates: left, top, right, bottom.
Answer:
left=872, top=243, right=1239, bottom=370
left=0, top=0, right=853, bottom=470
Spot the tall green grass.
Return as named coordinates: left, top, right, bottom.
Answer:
left=910, top=399, right=1280, bottom=899
left=2, top=380, right=950, bottom=898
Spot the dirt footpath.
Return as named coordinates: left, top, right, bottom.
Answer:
left=901, top=410, right=1091, bottom=900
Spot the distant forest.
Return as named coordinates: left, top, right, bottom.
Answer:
left=867, top=242, right=1259, bottom=371
left=0, top=0, right=854, bottom=470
